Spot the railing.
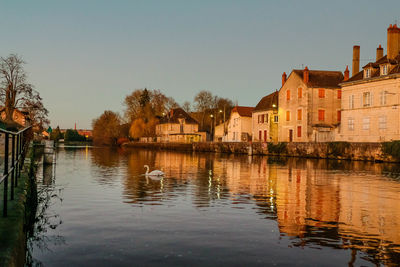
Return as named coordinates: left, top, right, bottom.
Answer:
left=0, top=126, right=32, bottom=217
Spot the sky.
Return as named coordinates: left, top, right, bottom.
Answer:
left=0, top=0, right=399, bottom=129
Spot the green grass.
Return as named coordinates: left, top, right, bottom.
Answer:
left=0, top=170, right=29, bottom=266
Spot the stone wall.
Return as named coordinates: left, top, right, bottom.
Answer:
left=123, top=141, right=398, bottom=163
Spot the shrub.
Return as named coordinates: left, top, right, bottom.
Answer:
left=267, top=142, right=287, bottom=154
left=382, top=141, right=400, bottom=159
left=327, top=142, right=350, bottom=157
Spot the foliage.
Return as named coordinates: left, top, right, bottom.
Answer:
left=129, top=117, right=159, bottom=139
left=50, top=126, right=63, bottom=141
left=92, top=110, right=122, bottom=145
left=327, top=142, right=350, bottom=157
left=0, top=54, right=49, bottom=131
left=64, top=129, right=86, bottom=142
left=382, top=141, right=400, bottom=159
left=267, top=142, right=287, bottom=154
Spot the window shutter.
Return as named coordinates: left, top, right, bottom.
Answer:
left=370, top=92, right=373, bottom=106
left=360, top=94, right=363, bottom=107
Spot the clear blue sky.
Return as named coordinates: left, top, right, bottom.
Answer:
left=0, top=0, right=399, bottom=129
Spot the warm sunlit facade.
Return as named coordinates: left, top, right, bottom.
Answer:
left=226, top=106, right=254, bottom=142
left=252, top=91, right=279, bottom=142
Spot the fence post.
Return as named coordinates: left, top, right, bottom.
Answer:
left=11, top=135, right=15, bottom=200
left=15, top=134, right=19, bottom=187
left=3, top=133, right=9, bottom=217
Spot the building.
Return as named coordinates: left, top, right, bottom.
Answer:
left=0, top=108, right=30, bottom=127
left=214, top=121, right=228, bottom=142
left=155, top=108, right=204, bottom=143
left=252, top=91, right=279, bottom=142
left=338, top=24, right=400, bottom=142
left=226, top=106, right=254, bottom=142
left=278, top=67, right=344, bottom=142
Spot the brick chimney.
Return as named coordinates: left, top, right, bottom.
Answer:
left=282, top=72, right=287, bottom=86
left=303, top=66, right=309, bottom=84
left=344, top=65, right=349, bottom=81
left=376, top=44, right=384, bottom=61
left=387, top=24, right=400, bottom=60
left=352, top=45, right=360, bottom=76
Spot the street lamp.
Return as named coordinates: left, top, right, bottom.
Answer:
left=210, top=114, right=214, bottom=141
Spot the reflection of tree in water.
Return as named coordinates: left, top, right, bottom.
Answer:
left=90, top=147, right=125, bottom=186
left=26, top=183, right=65, bottom=266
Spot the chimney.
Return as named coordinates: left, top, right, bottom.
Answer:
left=303, top=66, right=309, bottom=84
left=376, top=44, right=384, bottom=61
left=352, top=45, right=360, bottom=76
left=282, top=72, right=287, bottom=86
left=344, top=65, right=349, bottom=81
left=387, top=24, right=400, bottom=60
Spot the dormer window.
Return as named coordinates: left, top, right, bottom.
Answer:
left=364, top=68, right=371, bottom=78
left=381, top=64, right=389, bottom=75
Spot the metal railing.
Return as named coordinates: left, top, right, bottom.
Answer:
left=0, top=126, right=32, bottom=217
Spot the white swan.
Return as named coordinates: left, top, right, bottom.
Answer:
left=144, top=165, right=164, bottom=177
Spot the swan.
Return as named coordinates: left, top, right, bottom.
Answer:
left=144, top=165, right=164, bottom=177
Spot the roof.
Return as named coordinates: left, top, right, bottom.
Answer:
left=347, top=53, right=400, bottom=83
left=254, top=91, right=278, bottom=112
left=231, top=106, right=254, bottom=117
left=159, top=108, right=198, bottom=124
left=292, top=69, right=344, bottom=88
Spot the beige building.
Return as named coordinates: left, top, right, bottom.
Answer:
left=214, top=121, right=228, bottom=142
left=226, top=106, right=254, bottom=142
left=155, top=108, right=204, bottom=143
left=278, top=67, right=344, bottom=142
left=252, top=91, right=279, bottom=142
left=338, top=24, right=400, bottom=142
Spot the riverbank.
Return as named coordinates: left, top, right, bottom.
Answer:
left=0, top=146, right=38, bottom=267
left=123, top=141, right=399, bottom=162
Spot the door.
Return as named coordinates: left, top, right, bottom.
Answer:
left=289, top=129, right=293, bottom=142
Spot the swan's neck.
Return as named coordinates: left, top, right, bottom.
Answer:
left=145, top=166, right=149, bottom=175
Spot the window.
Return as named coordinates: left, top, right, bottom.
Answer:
left=380, top=91, right=387, bottom=105
left=286, top=111, right=291, bottom=121
left=318, top=109, right=325, bottom=121
left=363, top=92, right=371, bottom=107
left=318, top=88, right=325, bottom=98
left=265, top=114, right=269, bottom=123
left=349, top=95, right=355, bottom=109
left=264, top=130, right=267, bottom=142
left=298, top=88, right=302, bottom=98
left=379, top=115, right=387, bottom=129
left=259, top=130, right=262, bottom=141
left=286, top=90, right=291, bottom=101
left=365, top=68, right=371, bottom=78
left=363, top=117, right=370, bottom=130
left=261, top=114, right=264, bottom=123
left=337, top=110, right=341, bottom=122
left=348, top=118, right=354, bottom=131
left=297, top=109, right=302, bottom=120
left=337, top=90, right=342, bottom=99
left=381, top=65, right=388, bottom=75
left=274, top=115, right=278, bottom=123
left=297, top=126, right=302, bottom=138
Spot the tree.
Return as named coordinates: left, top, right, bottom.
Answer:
left=92, top=111, right=122, bottom=145
left=194, top=90, right=214, bottom=130
left=50, top=126, right=63, bottom=141
left=0, top=54, right=49, bottom=129
left=182, top=101, right=191, bottom=113
left=64, top=129, right=86, bottom=142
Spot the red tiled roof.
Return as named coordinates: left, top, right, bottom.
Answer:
left=292, top=69, right=344, bottom=88
left=254, top=91, right=278, bottom=112
left=231, top=106, right=254, bottom=117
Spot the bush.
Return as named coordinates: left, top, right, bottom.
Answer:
left=382, top=141, right=400, bottom=159
left=64, top=129, right=86, bottom=142
left=267, top=142, right=287, bottom=154
left=327, top=142, right=350, bottom=157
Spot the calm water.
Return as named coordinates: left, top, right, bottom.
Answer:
left=27, top=146, right=400, bottom=266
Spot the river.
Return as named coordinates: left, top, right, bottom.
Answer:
left=27, top=146, right=400, bottom=266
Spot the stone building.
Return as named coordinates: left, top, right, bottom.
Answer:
left=337, top=24, right=400, bottom=142
left=155, top=108, right=204, bottom=143
left=278, top=67, right=344, bottom=142
left=252, top=91, right=279, bottom=142
left=226, top=106, right=254, bottom=142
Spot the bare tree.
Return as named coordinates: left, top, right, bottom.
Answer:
left=0, top=54, right=48, bottom=129
left=194, top=90, right=213, bottom=130
left=182, top=101, right=191, bottom=113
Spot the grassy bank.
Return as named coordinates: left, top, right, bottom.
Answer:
left=0, top=147, right=38, bottom=267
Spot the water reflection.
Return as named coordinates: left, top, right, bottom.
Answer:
left=36, top=147, right=400, bottom=266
